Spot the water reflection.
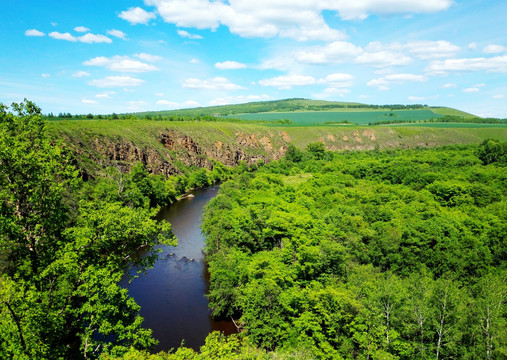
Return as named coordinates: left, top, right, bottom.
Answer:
left=120, top=185, right=235, bottom=352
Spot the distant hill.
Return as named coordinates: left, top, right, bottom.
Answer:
left=132, top=98, right=476, bottom=118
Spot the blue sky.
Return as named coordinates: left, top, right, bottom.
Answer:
left=1, top=0, right=506, bottom=117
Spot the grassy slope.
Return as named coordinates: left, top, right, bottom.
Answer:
left=132, top=98, right=469, bottom=117
left=50, top=119, right=507, bottom=156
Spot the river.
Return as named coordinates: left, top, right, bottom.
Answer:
left=120, top=185, right=236, bottom=352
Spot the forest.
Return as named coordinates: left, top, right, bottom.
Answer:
left=1, top=100, right=506, bottom=359
left=200, top=142, right=506, bottom=359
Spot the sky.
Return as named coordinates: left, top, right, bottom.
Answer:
left=1, top=0, right=506, bottom=117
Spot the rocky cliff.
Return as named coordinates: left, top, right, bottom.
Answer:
left=49, top=120, right=505, bottom=178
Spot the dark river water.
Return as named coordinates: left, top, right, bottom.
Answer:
left=120, top=185, right=236, bottom=352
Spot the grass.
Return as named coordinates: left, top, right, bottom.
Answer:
left=229, top=110, right=443, bottom=126
left=48, top=119, right=507, bottom=177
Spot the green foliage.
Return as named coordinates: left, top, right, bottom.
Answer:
left=477, top=139, right=507, bottom=165
left=0, top=100, right=175, bottom=359
left=202, top=144, right=506, bottom=359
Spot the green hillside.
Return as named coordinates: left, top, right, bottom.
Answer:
left=133, top=98, right=474, bottom=118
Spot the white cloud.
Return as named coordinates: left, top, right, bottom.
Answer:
left=482, top=44, right=506, bottom=54
left=190, top=58, right=199, bottom=64
left=408, top=96, right=425, bottom=101
left=356, top=50, right=412, bottom=67
left=215, top=61, right=247, bottom=70
left=183, top=77, right=244, bottom=90
left=427, top=55, right=507, bottom=74
left=367, top=73, right=427, bottom=90
left=259, top=75, right=316, bottom=89
left=493, top=94, right=504, bottom=99
left=295, top=41, right=362, bottom=64
left=49, top=32, right=77, bottom=42
left=88, top=76, right=145, bottom=88
left=78, top=33, right=112, bottom=44
left=83, top=56, right=159, bottom=72
left=41, top=73, right=50, bottom=78
left=294, top=41, right=411, bottom=67
left=320, top=73, right=354, bottom=88
left=404, top=40, right=460, bottom=59
left=463, top=87, right=480, bottom=93
left=145, top=0, right=346, bottom=41
left=95, top=91, right=116, bottom=98
left=385, top=73, right=427, bottom=82
left=134, top=53, right=163, bottom=62
left=107, top=29, right=127, bottom=39
left=82, top=99, right=98, bottom=104
left=177, top=30, right=203, bottom=39
left=25, top=29, right=45, bottom=37
left=468, top=42, right=477, bottom=50
left=72, top=71, right=90, bottom=77
left=119, top=7, right=156, bottom=25
left=323, top=0, right=453, bottom=20
left=442, top=83, right=457, bottom=88
left=209, top=94, right=271, bottom=106
left=74, top=26, right=90, bottom=33
left=145, top=0, right=450, bottom=41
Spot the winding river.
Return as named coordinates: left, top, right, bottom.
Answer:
left=120, top=185, right=235, bottom=352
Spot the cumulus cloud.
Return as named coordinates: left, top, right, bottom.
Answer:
left=95, top=91, right=116, bottom=98
left=295, top=41, right=363, bottom=64
left=492, top=94, right=504, bottom=99
left=119, top=7, right=156, bottom=24
left=356, top=51, right=412, bottom=67
left=403, top=40, right=460, bottom=59
left=320, top=73, right=354, bottom=89
left=182, top=77, right=244, bottom=90
left=259, top=75, right=316, bottom=89
left=323, top=0, right=453, bottom=20
left=78, top=33, right=112, bottom=43
left=145, top=0, right=346, bottom=41
left=49, top=32, right=77, bottom=42
left=427, top=55, right=507, bottom=74
left=482, top=44, right=506, bottom=54
left=144, top=0, right=451, bottom=41
left=25, top=29, right=45, bottom=36
left=442, top=83, right=457, bottom=88
left=463, top=87, right=480, bottom=93
left=83, top=56, right=159, bottom=72
left=82, top=99, right=98, bottom=104
left=72, top=71, right=91, bottom=77
left=48, top=31, right=112, bottom=44
left=74, top=26, right=90, bottom=33
left=190, top=58, right=199, bottom=64
left=134, top=53, right=163, bottom=62
left=107, top=29, right=127, bottom=39
left=408, top=96, right=426, bottom=101
left=367, top=73, right=427, bottom=90
left=215, top=61, right=247, bottom=70
left=88, top=76, right=145, bottom=88
left=177, top=30, right=203, bottom=39
left=41, top=73, right=50, bottom=78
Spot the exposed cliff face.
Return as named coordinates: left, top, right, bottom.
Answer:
left=64, top=128, right=289, bottom=178
left=51, top=120, right=501, bottom=179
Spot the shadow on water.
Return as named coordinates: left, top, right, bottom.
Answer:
left=119, top=185, right=236, bottom=352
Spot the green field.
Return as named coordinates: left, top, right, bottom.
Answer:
left=229, top=109, right=443, bottom=125
left=387, top=122, right=507, bottom=128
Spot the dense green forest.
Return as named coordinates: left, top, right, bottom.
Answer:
left=0, top=101, right=243, bottom=359
left=199, top=142, right=506, bottom=359
left=1, top=100, right=506, bottom=359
